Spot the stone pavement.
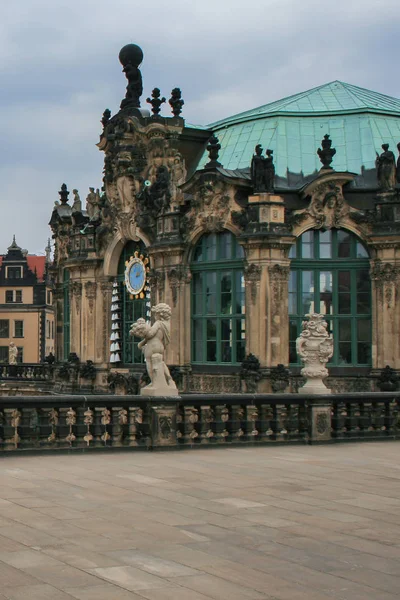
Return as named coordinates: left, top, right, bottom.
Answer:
left=0, top=443, right=400, bottom=600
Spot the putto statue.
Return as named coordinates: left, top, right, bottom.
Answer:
left=130, top=303, right=179, bottom=396
left=119, top=44, right=144, bottom=110
left=296, top=313, right=333, bottom=394
left=376, top=143, right=396, bottom=192
left=9, top=342, right=18, bottom=365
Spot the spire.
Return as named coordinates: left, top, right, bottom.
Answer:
left=45, top=238, right=51, bottom=263
left=7, top=235, right=21, bottom=252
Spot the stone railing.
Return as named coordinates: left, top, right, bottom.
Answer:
left=0, top=364, right=54, bottom=381
left=0, top=393, right=399, bottom=453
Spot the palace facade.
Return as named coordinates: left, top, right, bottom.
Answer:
left=49, top=44, right=400, bottom=393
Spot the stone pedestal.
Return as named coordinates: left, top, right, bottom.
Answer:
left=151, top=404, right=179, bottom=446
left=308, top=400, right=332, bottom=442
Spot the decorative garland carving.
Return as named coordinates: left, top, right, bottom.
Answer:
left=70, top=282, right=82, bottom=313
left=268, top=264, right=290, bottom=306
left=370, top=260, right=400, bottom=308
left=244, top=263, right=262, bottom=304
left=168, top=267, right=191, bottom=307
left=85, top=281, right=97, bottom=313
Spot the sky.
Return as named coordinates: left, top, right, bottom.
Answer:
left=1, top=0, right=400, bottom=254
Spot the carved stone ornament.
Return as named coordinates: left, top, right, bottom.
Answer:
left=85, top=281, right=97, bottom=313
left=376, top=143, right=396, bottom=192
left=296, top=313, right=333, bottom=395
left=70, top=281, right=83, bottom=313
left=316, top=412, right=329, bottom=434
left=268, top=264, right=290, bottom=306
left=307, top=181, right=348, bottom=229
left=186, top=180, right=231, bottom=236
left=244, top=263, right=261, bottom=304
left=168, top=267, right=191, bottom=307
left=370, top=260, right=400, bottom=308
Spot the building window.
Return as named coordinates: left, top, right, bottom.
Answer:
left=289, top=229, right=371, bottom=366
left=47, top=290, right=52, bottom=305
left=5, top=290, right=23, bottom=303
left=7, top=267, right=22, bottom=279
left=63, top=270, right=70, bottom=359
left=14, top=320, right=24, bottom=338
left=0, top=347, right=8, bottom=362
left=51, top=320, right=54, bottom=339
left=0, top=320, right=9, bottom=338
left=191, top=231, right=245, bottom=364
left=17, top=347, right=23, bottom=363
left=117, top=241, right=147, bottom=364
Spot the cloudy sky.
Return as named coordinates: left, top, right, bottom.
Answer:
left=1, top=0, right=399, bottom=254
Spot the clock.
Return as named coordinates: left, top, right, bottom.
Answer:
left=124, top=252, right=149, bottom=298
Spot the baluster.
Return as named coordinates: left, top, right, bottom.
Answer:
left=200, top=405, right=215, bottom=443
left=65, top=407, right=76, bottom=446
left=233, top=405, right=245, bottom=441
left=175, top=405, right=184, bottom=443
left=183, top=406, right=199, bottom=444
left=47, top=408, right=59, bottom=444
left=83, top=408, right=94, bottom=446
left=246, top=405, right=259, bottom=441
left=117, top=408, right=128, bottom=446
left=264, top=404, right=274, bottom=440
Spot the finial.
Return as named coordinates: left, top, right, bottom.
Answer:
left=8, top=235, right=21, bottom=251
left=58, top=183, right=70, bottom=205
left=101, top=109, right=111, bottom=128
left=317, top=134, right=336, bottom=170
left=45, top=238, right=51, bottom=263
left=119, top=44, right=144, bottom=110
left=146, top=88, right=166, bottom=116
left=169, top=88, right=184, bottom=117
left=204, top=134, right=222, bottom=169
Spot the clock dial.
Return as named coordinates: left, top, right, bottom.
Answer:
left=125, top=256, right=147, bottom=296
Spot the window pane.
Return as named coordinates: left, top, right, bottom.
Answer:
left=338, top=342, right=352, bottom=364
left=301, top=271, right=314, bottom=314
left=357, top=319, right=370, bottom=342
left=289, top=319, right=298, bottom=363
left=219, top=233, right=232, bottom=260
left=319, top=230, right=332, bottom=258
left=337, top=230, right=351, bottom=258
left=289, top=243, right=297, bottom=259
left=0, top=320, right=9, bottom=338
left=16, top=291, right=22, bottom=303
left=356, top=270, right=370, bottom=314
left=356, top=241, right=369, bottom=258
left=5, top=291, right=13, bottom=303
left=205, top=234, right=217, bottom=261
left=235, top=271, right=245, bottom=314
left=193, top=273, right=203, bottom=295
left=193, top=243, right=203, bottom=262
left=205, top=273, right=216, bottom=313
left=301, top=231, right=314, bottom=258
left=339, top=319, right=351, bottom=341
left=319, top=271, right=333, bottom=315
left=206, top=319, right=216, bottom=339
left=221, top=342, right=232, bottom=363
left=206, top=341, right=216, bottom=362
left=357, top=343, right=371, bottom=364
left=221, top=319, right=231, bottom=340
left=289, top=271, right=297, bottom=314
left=338, top=271, right=351, bottom=314
left=234, top=238, right=245, bottom=259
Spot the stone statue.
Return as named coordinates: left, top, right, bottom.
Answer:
left=149, top=166, right=171, bottom=214
left=119, top=44, right=144, bottom=110
left=72, top=189, right=82, bottom=213
left=317, top=134, right=336, bottom=169
left=86, top=188, right=101, bottom=221
left=376, top=144, right=396, bottom=192
left=265, top=149, right=275, bottom=193
left=251, top=144, right=266, bottom=193
left=296, top=313, right=333, bottom=394
left=397, top=142, right=400, bottom=184
left=9, top=342, right=18, bottom=365
left=130, top=303, right=179, bottom=396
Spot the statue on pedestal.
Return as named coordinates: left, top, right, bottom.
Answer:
left=9, top=342, right=18, bottom=365
left=264, top=149, right=275, bottom=193
left=72, top=189, right=82, bottom=213
left=376, top=144, right=396, bottom=192
left=251, top=144, right=266, bottom=193
left=130, top=303, right=179, bottom=396
left=296, top=313, right=333, bottom=394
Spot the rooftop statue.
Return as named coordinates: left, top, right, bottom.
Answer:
left=265, top=148, right=275, bottom=193
left=397, top=142, right=400, bottom=184
left=130, top=304, right=179, bottom=396
left=71, top=189, right=82, bottom=213
left=168, top=88, right=184, bottom=117
left=146, top=88, right=166, bottom=116
left=119, top=44, right=144, bottom=110
left=376, top=143, right=396, bottom=192
left=251, top=144, right=266, bottom=193
left=317, top=134, right=336, bottom=170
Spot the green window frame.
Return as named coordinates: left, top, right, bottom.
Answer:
left=117, top=241, right=147, bottom=365
left=0, top=320, right=9, bottom=338
left=289, top=229, right=371, bottom=367
left=191, top=231, right=245, bottom=365
left=14, top=320, right=24, bottom=338
left=63, top=269, right=70, bottom=359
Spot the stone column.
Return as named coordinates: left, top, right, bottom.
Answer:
left=69, top=280, right=82, bottom=357
left=370, top=258, right=400, bottom=368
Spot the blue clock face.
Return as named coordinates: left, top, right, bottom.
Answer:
left=127, top=260, right=145, bottom=295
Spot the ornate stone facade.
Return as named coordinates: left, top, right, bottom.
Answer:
left=48, top=44, right=400, bottom=393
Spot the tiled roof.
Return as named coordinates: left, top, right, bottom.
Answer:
left=198, top=82, right=400, bottom=183
left=0, top=255, right=46, bottom=282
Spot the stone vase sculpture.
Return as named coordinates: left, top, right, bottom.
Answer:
left=296, top=313, right=333, bottom=394
left=130, top=303, right=179, bottom=397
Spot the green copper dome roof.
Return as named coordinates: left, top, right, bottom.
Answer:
left=200, top=81, right=400, bottom=186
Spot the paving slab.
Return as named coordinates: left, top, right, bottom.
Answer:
left=0, top=441, right=400, bottom=599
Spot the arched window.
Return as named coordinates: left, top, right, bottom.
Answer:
left=117, top=240, right=147, bottom=365
left=289, top=229, right=371, bottom=367
left=191, top=231, right=245, bottom=364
